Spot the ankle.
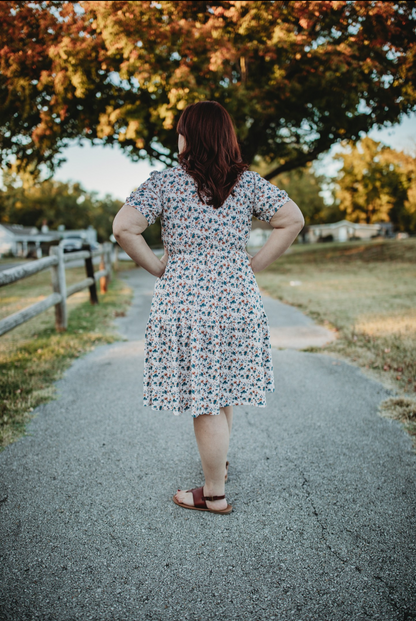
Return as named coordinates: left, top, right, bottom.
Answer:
left=203, top=483, right=225, bottom=498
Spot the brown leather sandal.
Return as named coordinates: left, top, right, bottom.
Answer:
left=225, top=460, right=229, bottom=483
left=173, top=487, right=232, bottom=514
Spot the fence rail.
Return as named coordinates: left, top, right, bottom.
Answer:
left=0, top=242, right=113, bottom=337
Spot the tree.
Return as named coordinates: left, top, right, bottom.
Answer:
left=1, top=1, right=415, bottom=180
left=0, top=169, right=122, bottom=241
left=335, top=137, right=416, bottom=231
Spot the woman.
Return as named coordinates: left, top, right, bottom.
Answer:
left=113, top=101, right=304, bottom=515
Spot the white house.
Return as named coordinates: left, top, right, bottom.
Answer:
left=0, top=224, right=58, bottom=258
left=247, top=217, right=386, bottom=248
left=306, top=220, right=382, bottom=243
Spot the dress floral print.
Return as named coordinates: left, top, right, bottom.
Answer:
left=125, top=166, right=290, bottom=418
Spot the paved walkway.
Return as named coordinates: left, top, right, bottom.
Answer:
left=1, top=269, right=415, bottom=621
left=262, top=291, right=337, bottom=350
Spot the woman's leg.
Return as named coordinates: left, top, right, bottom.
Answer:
left=222, top=405, right=233, bottom=434
left=175, top=410, right=229, bottom=511
left=221, top=405, right=233, bottom=478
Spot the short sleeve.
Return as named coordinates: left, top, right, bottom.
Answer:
left=252, top=172, right=290, bottom=223
left=124, top=171, right=163, bottom=226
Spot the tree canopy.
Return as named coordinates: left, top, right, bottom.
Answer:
left=1, top=1, right=415, bottom=180
left=335, top=137, right=416, bottom=231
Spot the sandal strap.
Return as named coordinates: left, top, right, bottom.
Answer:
left=186, top=487, right=225, bottom=508
left=203, top=494, right=226, bottom=501
left=187, top=487, right=207, bottom=509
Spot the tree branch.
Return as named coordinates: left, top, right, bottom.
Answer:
left=263, top=144, right=331, bottom=180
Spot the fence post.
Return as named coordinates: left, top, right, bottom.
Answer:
left=99, top=246, right=107, bottom=294
left=105, top=242, right=112, bottom=282
left=50, top=246, right=67, bottom=331
left=82, top=243, right=99, bottom=305
left=99, top=242, right=113, bottom=294
left=113, top=243, right=119, bottom=272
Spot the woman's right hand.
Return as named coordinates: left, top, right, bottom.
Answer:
left=158, top=247, right=169, bottom=277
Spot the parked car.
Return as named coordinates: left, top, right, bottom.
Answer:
left=59, top=236, right=84, bottom=253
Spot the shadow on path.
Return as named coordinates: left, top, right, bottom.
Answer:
left=0, top=268, right=415, bottom=621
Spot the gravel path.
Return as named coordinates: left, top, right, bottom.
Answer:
left=1, top=268, right=415, bottom=621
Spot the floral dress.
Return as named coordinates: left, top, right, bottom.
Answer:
left=125, top=166, right=290, bottom=417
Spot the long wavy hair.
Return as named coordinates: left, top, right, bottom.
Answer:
left=177, top=101, right=248, bottom=209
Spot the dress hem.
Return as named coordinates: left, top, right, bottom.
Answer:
left=143, top=387, right=275, bottom=418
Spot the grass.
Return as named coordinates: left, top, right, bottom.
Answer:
left=379, top=397, right=416, bottom=440
left=255, top=238, right=416, bottom=442
left=0, top=264, right=133, bottom=449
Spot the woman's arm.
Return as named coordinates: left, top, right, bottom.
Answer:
left=112, top=205, right=168, bottom=278
left=250, top=199, right=305, bottom=274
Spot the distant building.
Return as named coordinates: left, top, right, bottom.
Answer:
left=306, top=220, right=382, bottom=243
left=0, top=224, right=98, bottom=258
left=0, top=224, right=57, bottom=259
left=247, top=217, right=389, bottom=248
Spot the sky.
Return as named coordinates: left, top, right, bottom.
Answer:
left=42, top=111, right=416, bottom=202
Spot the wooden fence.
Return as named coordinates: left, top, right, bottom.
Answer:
left=0, top=242, right=113, bottom=337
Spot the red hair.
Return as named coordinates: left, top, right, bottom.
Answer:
left=177, top=101, right=248, bottom=209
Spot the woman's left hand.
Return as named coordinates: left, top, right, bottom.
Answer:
left=158, top=247, right=169, bottom=277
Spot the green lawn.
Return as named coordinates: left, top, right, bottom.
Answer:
left=256, top=238, right=416, bottom=439
left=0, top=265, right=133, bottom=448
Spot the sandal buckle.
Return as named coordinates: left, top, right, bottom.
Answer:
left=202, top=494, right=226, bottom=501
